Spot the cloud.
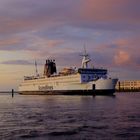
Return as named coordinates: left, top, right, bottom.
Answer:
left=0, top=0, right=140, bottom=85
left=0, top=0, right=75, bottom=35
left=94, top=36, right=140, bottom=69
left=1, top=60, right=34, bottom=65
left=0, top=0, right=139, bottom=37
left=0, top=38, right=20, bottom=46
left=114, top=51, right=130, bottom=65
left=113, top=37, right=140, bottom=68
left=0, top=33, right=64, bottom=52
left=79, top=0, right=140, bottom=30
left=0, top=37, right=22, bottom=51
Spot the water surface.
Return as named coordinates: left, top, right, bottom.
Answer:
left=0, top=93, right=139, bottom=140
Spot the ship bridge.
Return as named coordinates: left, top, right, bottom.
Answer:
left=78, top=68, right=107, bottom=75
left=78, top=68, right=108, bottom=83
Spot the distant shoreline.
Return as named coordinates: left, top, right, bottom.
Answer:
left=116, top=89, right=140, bottom=92
left=0, top=91, right=19, bottom=93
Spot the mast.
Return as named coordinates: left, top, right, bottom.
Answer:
left=80, top=47, right=91, bottom=68
left=35, top=60, right=39, bottom=77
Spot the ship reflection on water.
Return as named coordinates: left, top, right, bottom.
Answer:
left=0, top=93, right=139, bottom=139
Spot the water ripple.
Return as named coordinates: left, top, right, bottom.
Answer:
left=0, top=93, right=139, bottom=140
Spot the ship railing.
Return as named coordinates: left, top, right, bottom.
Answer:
left=24, top=76, right=42, bottom=80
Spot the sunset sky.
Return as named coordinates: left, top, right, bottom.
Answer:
left=0, top=0, right=140, bottom=90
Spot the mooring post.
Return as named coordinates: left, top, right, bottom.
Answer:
left=12, top=89, right=14, bottom=98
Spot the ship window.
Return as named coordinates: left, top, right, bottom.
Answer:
left=83, top=75, right=85, bottom=78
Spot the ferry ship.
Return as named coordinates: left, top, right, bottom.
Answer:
left=18, top=50, right=118, bottom=95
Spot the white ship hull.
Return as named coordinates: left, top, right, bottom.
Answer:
left=18, top=50, right=118, bottom=96
left=18, top=74, right=118, bottom=95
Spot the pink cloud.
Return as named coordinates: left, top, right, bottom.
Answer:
left=0, top=37, right=23, bottom=51
left=0, top=16, right=54, bottom=34
left=46, top=40, right=64, bottom=48
left=0, top=0, right=139, bottom=36
left=0, top=38, right=20, bottom=46
left=94, top=36, right=140, bottom=68
left=114, top=50, right=130, bottom=65
left=80, top=0, right=140, bottom=24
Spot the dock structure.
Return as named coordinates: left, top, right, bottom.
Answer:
left=116, top=80, right=140, bottom=92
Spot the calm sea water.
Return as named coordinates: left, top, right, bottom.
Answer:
left=0, top=93, right=139, bottom=140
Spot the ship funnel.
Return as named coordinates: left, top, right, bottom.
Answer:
left=44, top=59, right=57, bottom=77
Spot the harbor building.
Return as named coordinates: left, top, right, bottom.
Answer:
left=116, top=80, right=140, bottom=92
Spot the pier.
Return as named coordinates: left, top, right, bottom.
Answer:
left=116, top=80, right=140, bottom=92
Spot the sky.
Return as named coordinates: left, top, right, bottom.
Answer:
left=0, top=0, right=140, bottom=90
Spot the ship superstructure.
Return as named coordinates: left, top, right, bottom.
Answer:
left=18, top=51, right=118, bottom=95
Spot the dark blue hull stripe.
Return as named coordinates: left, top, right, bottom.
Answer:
left=19, top=89, right=115, bottom=95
